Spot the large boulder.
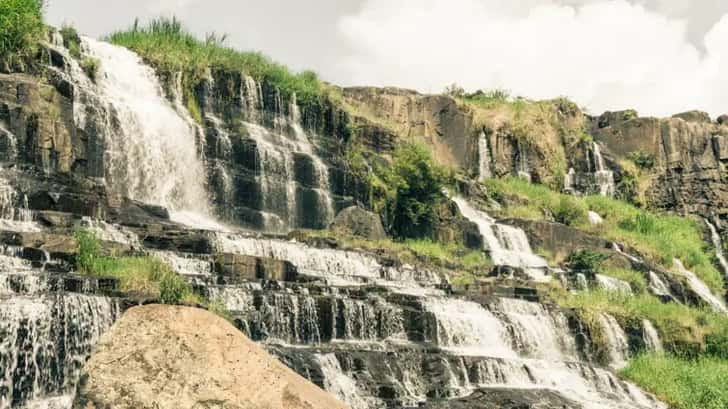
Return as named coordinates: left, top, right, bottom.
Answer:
left=73, top=305, right=349, bottom=409
left=330, top=206, right=386, bottom=241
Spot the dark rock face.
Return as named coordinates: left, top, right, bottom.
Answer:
left=330, top=206, right=386, bottom=241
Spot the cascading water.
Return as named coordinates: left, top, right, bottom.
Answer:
left=705, top=219, right=728, bottom=278
left=451, top=196, right=549, bottom=281
left=673, top=259, right=727, bottom=313
left=595, top=274, right=633, bottom=294
left=235, top=76, right=335, bottom=232
left=598, top=313, right=630, bottom=370
left=477, top=131, right=492, bottom=181
left=0, top=175, right=39, bottom=232
left=592, top=142, right=615, bottom=197
left=77, top=38, right=222, bottom=230
left=642, top=320, right=663, bottom=353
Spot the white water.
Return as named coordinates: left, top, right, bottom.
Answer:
left=478, top=131, right=492, bottom=181
left=424, top=298, right=518, bottom=358
left=647, top=271, right=672, bottom=298
left=598, top=313, right=630, bottom=370
left=595, top=274, right=633, bottom=295
left=705, top=219, right=728, bottom=278
left=239, top=76, right=335, bottom=232
left=588, top=211, right=604, bottom=226
left=452, top=196, right=549, bottom=282
left=564, top=167, right=577, bottom=194
left=82, top=38, right=215, bottom=226
left=592, top=142, right=615, bottom=197
left=496, top=298, right=579, bottom=362
left=77, top=217, right=140, bottom=247
left=673, top=259, right=727, bottom=313
left=642, top=320, right=663, bottom=353
left=0, top=176, right=40, bottom=232
left=315, top=354, right=377, bottom=409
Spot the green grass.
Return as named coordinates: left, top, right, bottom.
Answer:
left=601, top=267, right=648, bottom=294
left=621, top=354, right=728, bottom=409
left=486, top=177, right=724, bottom=294
left=107, top=17, right=324, bottom=107
left=0, top=0, right=45, bottom=65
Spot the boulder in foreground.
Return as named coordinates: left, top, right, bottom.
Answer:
left=73, top=305, right=349, bottom=409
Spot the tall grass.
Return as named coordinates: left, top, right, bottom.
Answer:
left=107, top=17, right=323, bottom=106
left=0, top=0, right=45, bottom=63
left=621, top=354, right=728, bottom=409
left=487, top=177, right=724, bottom=294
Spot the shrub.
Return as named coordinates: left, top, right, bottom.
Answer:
left=81, top=57, right=100, bottom=81
left=552, top=196, right=588, bottom=226
left=567, top=250, right=609, bottom=277
left=159, top=268, right=190, bottom=304
left=74, top=228, right=100, bottom=273
left=383, top=144, right=447, bottom=238
left=628, top=150, right=655, bottom=170
left=0, top=0, right=45, bottom=64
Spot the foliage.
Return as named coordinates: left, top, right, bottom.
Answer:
left=628, top=150, right=655, bottom=170
left=443, top=83, right=465, bottom=98
left=382, top=144, right=447, bottom=238
left=81, top=57, right=99, bottom=81
left=0, top=0, right=45, bottom=64
left=74, top=228, right=100, bottom=273
left=59, top=24, right=81, bottom=58
left=107, top=17, right=324, bottom=107
left=601, top=267, right=648, bottom=295
left=566, top=250, right=609, bottom=276
left=552, top=196, right=588, bottom=226
left=486, top=177, right=724, bottom=294
left=462, top=88, right=512, bottom=107
left=621, top=354, right=728, bottom=409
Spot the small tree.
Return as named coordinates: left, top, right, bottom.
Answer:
left=384, top=144, right=447, bottom=239
left=444, top=83, right=465, bottom=98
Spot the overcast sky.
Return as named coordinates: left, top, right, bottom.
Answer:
left=46, top=0, right=728, bottom=117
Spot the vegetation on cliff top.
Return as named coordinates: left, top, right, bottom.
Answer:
left=0, top=0, right=45, bottom=67
left=107, top=17, right=324, bottom=107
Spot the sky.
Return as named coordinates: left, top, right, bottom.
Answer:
left=46, top=0, right=728, bottom=117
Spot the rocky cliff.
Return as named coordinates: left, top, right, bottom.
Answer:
left=2, top=22, right=727, bottom=409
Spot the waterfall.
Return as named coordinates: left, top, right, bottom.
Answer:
left=0, top=175, right=39, bottom=232
left=563, top=167, right=576, bottom=194
left=598, top=313, right=630, bottom=370
left=704, top=219, right=728, bottom=278
left=238, top=76, right=335, bottom=232
left=673, top=259, right=727, bottom=313
left=80, top=38, right=221, bottom=229
left=0, top=294, right=118, bottom=409
left=314, top=354, right=375, bottom=409
left=424, top=298, right=519, bottom=358
left=648, top=271, right=672, bottom=298
left=451, top=196, right=549, bottom=282
left=477, top=131, right=492, bottom=181
left=592, top=142, right=615, bottom=197
left=642, top=319, right=663, bottom=353
left=495, top=298, right=579, bottom=362
left=588, top=211, right=604, bottom=226
left=595, top=274, right=633, bottom=294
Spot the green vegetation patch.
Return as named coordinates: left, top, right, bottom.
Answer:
left=0, top=0, right=45, bottom=65
left=107, top=17, right=324, bottom=107
left=486, top=177, right=723, bottom=294
left=621, top=354, right=728, bottom=409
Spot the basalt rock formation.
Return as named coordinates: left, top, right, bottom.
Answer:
left=2, top=26, right=727, bottom=409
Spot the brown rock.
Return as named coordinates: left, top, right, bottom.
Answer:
left=215, top=253, right=298, bottom=283
left=73, top=305, right=349, bottom=409
left=330, top=206, right=386, bottom=241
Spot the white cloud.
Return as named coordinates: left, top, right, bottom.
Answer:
left=335, top=0, right=728, bottom=117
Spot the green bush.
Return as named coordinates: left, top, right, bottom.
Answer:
left=81, top=57, right=100, bottom=81
left=383, top=144, right=447, bottom=238
left=628, top=150, right=655, bottom=170
left=74, top=228, right=101, bottom=273
left=0, top=0, right=45, bottom=64
left=159, top=268, right=190, bottom=304
left=566, top=250, right=609, bottom=277
left=552, top=196, right=588, bottom=226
